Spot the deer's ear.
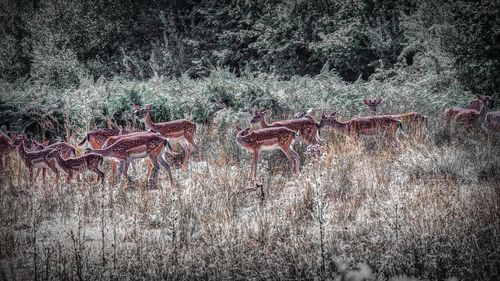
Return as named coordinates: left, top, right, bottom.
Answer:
left=145, top=104, right=152, bottom=110
left=132, top=104, right=141, bottom=110
left=362, top=99, right=368, bottom=105
left=263, top=109, right=272, bottom=115
left=377, top=98, right=383, bottom=104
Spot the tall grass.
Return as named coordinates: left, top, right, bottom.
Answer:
left=1, top=69, right=498, bottom=280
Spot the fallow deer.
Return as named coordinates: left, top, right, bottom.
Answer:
left=319, top=112, right=402, bottom=143
left=444, top=95, right=494, bottom=125
left=250, top=107, right=321, bottom=144
left=453, top=99, right=488, bottom=129
left=236, top=126, right=299, bottom=182
left=86, top=132, right=175, bottom=188
left=362, top=98, right=427, bottom=137
left=11, top=135, right=68, bottom=184
left=133, top=104, right=197, bottom=170
left=483, top=111, right=500, bottom=132
left=45, top=148, right=105, bottom=185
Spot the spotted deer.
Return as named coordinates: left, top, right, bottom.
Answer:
left=133, top=104, right=197, bottom=170
left=236, top=126, right=299, bottom=182
left=453, top=99, right=488, bottom=129
left=250, top=107, right=321, bottom=144
left=86, top=132, right=175, bottom=188
left=362, top=98, right=427, bottom=138
left=45, top=149, right=105, bottom=185
left=319, top=112, right=402, bottom=144
left=11, top=135, right=74, bottom=184
left=483, top=111, right=500, bottom=132
left=444, top=95, right=494, bottom=125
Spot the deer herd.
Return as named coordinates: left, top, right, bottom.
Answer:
left=0, top=95, right=498, bottom=188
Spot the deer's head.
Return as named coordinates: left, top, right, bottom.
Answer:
left=250, top=107, right=271, bottom=124
left=362, top=98, right=383, bottom=113
left=319, top=112, right=337, bottom=128
left=133, top=104, right=153, bottom=118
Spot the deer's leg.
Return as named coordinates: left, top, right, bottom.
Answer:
left=252, top=150, right=259, bottom=183
left=66, top=172, right=73, bottom=184
left=41, top=168, right=47, bottom=185
left=179, top=140, right=191, bottom=170
left=145, top=159, right=154, bottom=180
left=280, top=146, right=298, bottom=174
left=29, top=167, right=34, bottom=185
left=35, top=168, right=42, bottom=181
left=46, top=160, right=59, bottom=184
left=111, top=161, right=117, bottom=178
left=158, top=153, right=174, bottom=187
left=185, top=133, right=198, bottom=150
left=91, top=165, right=105, bottom=186
left=147, top=154, right=160, bottom=189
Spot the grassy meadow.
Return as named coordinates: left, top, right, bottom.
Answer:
left=1, top=70, right=499, bottom=280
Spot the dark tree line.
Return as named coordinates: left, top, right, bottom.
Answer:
left=1, top=0, right=499, bottom=94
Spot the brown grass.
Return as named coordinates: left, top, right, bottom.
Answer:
left=0, top=125, right=499, bottom=280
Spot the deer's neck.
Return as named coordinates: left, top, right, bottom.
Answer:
left=466, top=99, right=480, bottom=111
left=329, top=119, right=348, bottom=134
left=52, top=153, right=65, bottom=167
left=259, top=118, right=269, bottom=128
left=144, top=112, right=158, bottom=131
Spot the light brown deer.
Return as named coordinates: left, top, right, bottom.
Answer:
left=319, top=112, right=402, bottom=143
left=362, top=98, right=427, bottom=138
left=133, top=104, right=197, bottom=170
left=101, top=130, right=166, bottom=179
left=250, top=107, right=321, bottom=144
left=45, top=148, right=105, bottom=185
left=453, top=99, right=488, bottom=129
left=443, top=95, right=494, bottom=125
left=11, top=135, right=61, bottom=184
left=236, top=126, right=299, bottom=182
left=87, top=132, right=175, bottom=188
left=483, top=111, right=500, bottom=132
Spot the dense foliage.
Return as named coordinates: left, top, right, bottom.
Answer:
left=1, top=0, right=499, bottom=93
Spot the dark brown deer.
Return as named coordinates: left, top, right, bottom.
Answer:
left=133, top=104, right=197, bottom=170
left=87, top=132, right=175, bottom=188
left=236, top=126, right=299, bottom=182
left=319, top=112, right=402, bottom=144
left=250, top=107, right=321, bottom=144
left=45, top=149, right=105, bottom=185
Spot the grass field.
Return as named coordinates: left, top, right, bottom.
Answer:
left=1, top=71, right=499, bottom=280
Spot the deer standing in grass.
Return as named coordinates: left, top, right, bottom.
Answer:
left=443, top=95, right=494, bottom=125
left=483, top=111, right=500, bottom=132
left=236, top=126, right=299, bottom=182
left=11, top=135, right=75, bottom=184
left=319, top=112, right=402, bottom=144
left=362, top=98, right=427, bottom=138
left=86, top=132, right=175, bottom=188
left=452, top=99, right=488, bottom=129
left=45, top=148, right=105, bottom=185
left=250, top=107, right=321, bottom=144
left=133, top=104, right=197, bottom=170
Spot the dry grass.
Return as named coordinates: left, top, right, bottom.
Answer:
left=0, top=124, right=499, bottom=280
